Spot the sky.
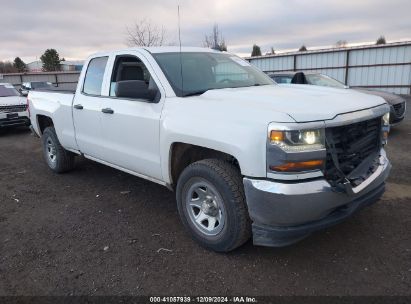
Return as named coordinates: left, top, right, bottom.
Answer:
left=0, top=0, right=410, bottom=62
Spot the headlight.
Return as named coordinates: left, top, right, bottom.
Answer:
left=269, top=129, right=325, bottom=152
left=382, top=112, right=390, bottom=126
left=381, top=112, right=390, bottom=145
left=268, top=129, right=325, bottom=172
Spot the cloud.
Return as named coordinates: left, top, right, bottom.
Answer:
left=0, top=0, right=410, bottom=61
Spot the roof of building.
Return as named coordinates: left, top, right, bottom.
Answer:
left=60, top=60, right=84, bottom=65
left=245, top=40, right=411, bottom=60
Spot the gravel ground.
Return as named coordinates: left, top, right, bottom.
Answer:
left=0, top=101, right=410, bottom=296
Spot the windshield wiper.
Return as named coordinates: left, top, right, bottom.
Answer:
left=183, top=90, right=208, bottom=97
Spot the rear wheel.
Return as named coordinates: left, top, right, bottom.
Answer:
left=42, top=127, right=75, bottom=173
left=176, top=159, right=251, bottom=252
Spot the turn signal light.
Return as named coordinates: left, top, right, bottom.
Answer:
left=270, top=160, right=324, bottom=172
left=270, top=130, right=284, bottom=142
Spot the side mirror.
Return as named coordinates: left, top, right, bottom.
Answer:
left=115, top=80, right=158, bottom=102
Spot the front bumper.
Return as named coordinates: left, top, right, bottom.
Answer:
left=0, top=112, right=30, bottom=128
left=243, top=151, right=391, bottom=247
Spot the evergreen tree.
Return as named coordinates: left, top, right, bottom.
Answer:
left=251, top=44, right=262, bottom=57
left=40, top=49, right=61, bottom=71
left=13, top=57, right=27, bottom=72
left=376, top=36, right=386, bottom=45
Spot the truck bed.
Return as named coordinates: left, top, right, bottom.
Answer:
left=34, top=87, right=76, bottom=94
left=28, top=90, right=77, bottom=151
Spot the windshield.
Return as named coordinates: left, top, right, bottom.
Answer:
left=153, top=52, right=274, bottom=97
left=270, top=75, right=293, bottom=84
left=305, top=74, right=346, bottom=89
left=0, top=84, right=19, bottom=97
left=32, top=82, right=53, bottom=89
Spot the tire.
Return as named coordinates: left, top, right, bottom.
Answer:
left=41, top=127, right=75, bottom=173
left=176, top=159, right=251, bottom=252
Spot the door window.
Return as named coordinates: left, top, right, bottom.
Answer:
left=109, top=55, right=159, bottom=102
left=83, top=56, right=108, bottom=96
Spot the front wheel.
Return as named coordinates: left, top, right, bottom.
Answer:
left=41, top=127, right=75, bottom=173
left=176, top=159, right=251, bottom=252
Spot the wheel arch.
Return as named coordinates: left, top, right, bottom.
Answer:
left=36, top=115, right=54, bottom=135
left=168, top=142, right=241, bottom=189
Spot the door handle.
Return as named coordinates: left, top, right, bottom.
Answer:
left=102, top=108, right=114, bottom=114
left=73, top=104, right=83, bottom=110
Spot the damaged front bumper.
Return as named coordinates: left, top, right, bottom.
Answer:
left=243, top=149, right=391, bottom=247
left=0, top=115, right=30, bottom=128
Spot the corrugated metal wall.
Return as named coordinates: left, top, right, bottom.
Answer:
left=247, top=42, right=411, bottom=95
left=0, top=71, right=80, bottom=90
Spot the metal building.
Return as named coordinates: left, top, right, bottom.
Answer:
left=246, top=41, right=411, bottom=95
left=26, top=60, right=84, bottom=72
left=0, top=71, right=80, bottom=91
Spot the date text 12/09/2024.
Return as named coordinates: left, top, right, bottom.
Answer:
left=149, top=296, right=257, bottom=303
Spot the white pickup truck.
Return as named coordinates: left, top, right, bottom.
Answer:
left=0, top=83, right=30, bottom=129
left=29, top=47, right=391, bottom=252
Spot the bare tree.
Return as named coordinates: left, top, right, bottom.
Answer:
left=126, top=19, right=166, bottom=47
left=203, top=24, right=227, bottom=51
left=0, top=61, right=18, bottom=73
left=265, top=47, right=275, bottom=55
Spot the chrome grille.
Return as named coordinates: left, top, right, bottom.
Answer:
left=0, top=104, right=27, bottom=113
left=324, top=117, right=381, bottom=186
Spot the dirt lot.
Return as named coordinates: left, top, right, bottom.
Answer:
left=0, top=101, right=410, bottom=296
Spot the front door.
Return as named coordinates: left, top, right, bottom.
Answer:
left=99, top=53, right=164, bottom=181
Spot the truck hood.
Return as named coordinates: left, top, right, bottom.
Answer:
left=195, top=84, right=387, bottom=122
left=0, top=96, right=26, bottom=106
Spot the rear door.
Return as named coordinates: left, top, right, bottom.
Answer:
left=98, top=51, right=165, bottom=181
left=73, top=56, right=109, bottom=159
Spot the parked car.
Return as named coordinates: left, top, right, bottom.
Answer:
left=0, top=83, right=30, bottom=130
left=19, top=81, right=55, bottom=97
left=29, top=47, right=391, bottom=252
left=268, top=72, right=407, bottom=125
